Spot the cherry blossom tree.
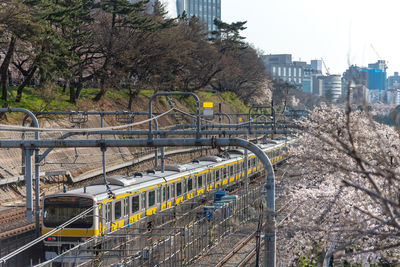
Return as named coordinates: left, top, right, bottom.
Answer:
left=277, top=104, right=400, bottom=266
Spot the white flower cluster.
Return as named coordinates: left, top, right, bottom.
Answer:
left=277, top=105, right=400, bottom=266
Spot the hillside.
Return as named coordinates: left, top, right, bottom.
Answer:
left=0, top=88, right=250, bottom=203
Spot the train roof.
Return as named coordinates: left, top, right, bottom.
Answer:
left=46, top=137, right=297, bottom=201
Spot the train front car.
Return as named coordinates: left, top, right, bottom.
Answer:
left=42, top=193, right=98, bottom=260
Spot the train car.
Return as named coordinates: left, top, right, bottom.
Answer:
left=42, top=137, right=296, bottom=260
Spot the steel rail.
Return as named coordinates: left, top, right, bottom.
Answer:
left=214, top=230, right=257, bottom=267
left=236, top=239, right=265, bottom=267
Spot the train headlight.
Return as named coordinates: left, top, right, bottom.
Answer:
left=47, top=236, right=57, bottom=241
left=82, top=237, right=91, bottom=241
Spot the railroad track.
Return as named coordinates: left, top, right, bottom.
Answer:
left=0, top=209, right=25, bottom=225
left=0, top=209, right=36, bottom=239
left=214, top=229, right=261, bottom=267
left=0, top=223, right=35, bottom=239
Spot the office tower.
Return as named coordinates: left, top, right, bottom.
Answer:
left=176, top=0, right=221, bottom=32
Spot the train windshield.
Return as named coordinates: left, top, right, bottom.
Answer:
left=43, top=196, right=94, bottom=228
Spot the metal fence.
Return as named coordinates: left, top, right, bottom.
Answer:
left=36, top=187, right=264, bottom=267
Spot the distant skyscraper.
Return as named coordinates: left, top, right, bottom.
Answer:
left=310, top=60, right=322, bottom=74
left=262, top=54, right=310, bottom=89
left=388, top=72, right=400, bottom=90
left=176, top=0, right=221, bottom=32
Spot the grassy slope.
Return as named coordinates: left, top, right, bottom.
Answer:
left=0, top=87, right=249, bottom=120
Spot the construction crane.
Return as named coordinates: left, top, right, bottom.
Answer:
left=370, top=44, right=388, bottom=71
left=321, top=58, right=330, bottom=76
left=370, top=44, right=382, bottom=60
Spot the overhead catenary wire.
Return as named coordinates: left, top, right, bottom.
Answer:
left=172, top=107, right=257, bottom=126
left=0, top=108, right=174, bottom=132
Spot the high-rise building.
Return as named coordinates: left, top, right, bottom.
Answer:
left=362, top=68, right=387, bottom=91
left=341, top=65, right=369, bottom=104
left=388, top=72, right=400, bottom=90
left=176, top=0, right=221, bottom=32
left=262, top=54, right=309, bottom=86
left=310, top=60, right=322, bottom=74
left=359, top=60, right=388, bottom=91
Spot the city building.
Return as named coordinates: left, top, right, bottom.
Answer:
left=310, top=60, right=323, bottom=74
left=312, top=75, right=324, bottom=96
left=321, top=75, right=342, bottom=102
left=387, top=90, right=400, bottom=105
left=362, top=68, right=387, bottom=91
left=388, top=72, right=400, bottom=90
left=359, top=60, right=388, bottom=92
left=176, top=0, right=221, bottom=32
left=262, top=54, right=309, bottom=87
left=341, top=61, right=388, bottom=104
left=387, top=72, right=400, bottom=105
left=341, top=65, right=369, bottom=103
left=262, top=55, right=344, bottom=101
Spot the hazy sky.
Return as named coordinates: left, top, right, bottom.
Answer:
left=221, top=0, right=400, bottom=75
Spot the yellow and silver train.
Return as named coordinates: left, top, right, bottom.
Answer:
left=42, top=137, right=296, bottom=259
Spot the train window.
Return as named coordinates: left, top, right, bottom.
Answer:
left=248, top=160, right=251, bottom=168
left=229, top=166, right=233, bottom=176
left=114, top=201, right=122, bottom=220
left=198, top=175, right=203, bottom=187
left=149, top=191, right=156, bottom=207
left=177, top=182, right=182, bottom=196
left=167, top=186, right=170, bottom=200
left=216, top=170, right=220, bottom=181
left=132, top=196, right=140, bottom=213
left=171, top=184, right=175, bottom=198
left=162, top=187, right=166, bottom=202
left=223, top=168, right=227, bottom=179
left=188, top=178, right=193, bottom=191
left=206, top=173, right=211, bottom=184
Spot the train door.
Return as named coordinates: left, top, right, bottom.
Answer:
left=157, top=187, right=162, bottom=212
left=215, top=169, right=220, bottom=188
left=103, top=202, right=111, bottom=233
left=229, top=165, right=234, bottom=183
left=222, top=167, right=228, bottom=186
left=161, top=185, right=167, bottom=211
left=170, top=184, right=175, bottom=206
left=130, top=195, right=140, bottom=223
left=123, top=197, right=129, bottom=225
left=186, top=176, right=194, bottom=199
left=205, top=172, right=211, bottom=189
left=141, top=192, right=147, bottom=217
left=148, top=190, right=156, bottom=215
left=197, top=174, right=204, bottom=195
left=113, top=200, right=123, bottom=230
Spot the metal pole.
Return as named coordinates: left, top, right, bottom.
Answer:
left=25, top=149, right=33, bottom=221
left=245, top=135, right=248, bottom=219
left=218, top=104, right=222, bottom=139
left=161, top=145, right=165, bottom=173
left=13, top=109, right=40, bottom=225
left=34, top=149, right=40, bottom=236
left=154, top=116, right=158, bottom=169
